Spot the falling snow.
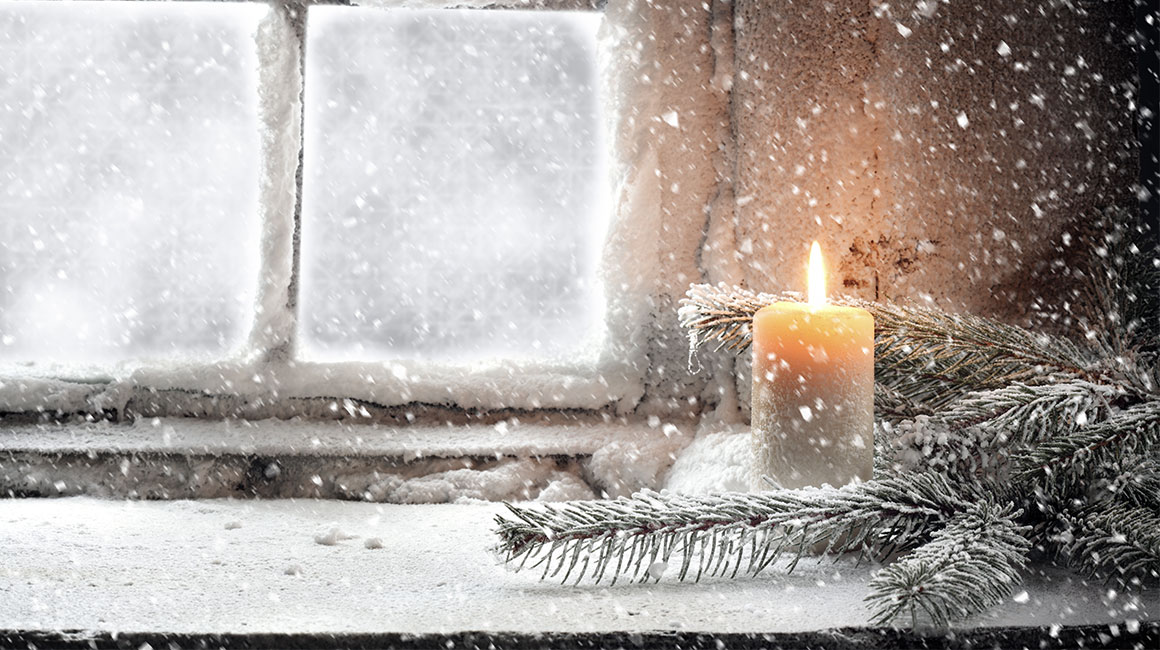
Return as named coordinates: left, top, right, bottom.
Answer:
left=0, top=0, right=1154, bottom=639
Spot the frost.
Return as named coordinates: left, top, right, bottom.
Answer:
left=997, top=41, right=1011, bottom=57
left=587, top=426, right=692, bottom=498
left=0, top=2, right=264, bottom=365
left=956, top=111, right=970, bottom=129
left=299, top=9, right=607, bottom=363
left=661, top=110, right=680, bottom=128
left=895, top=23, right=912, bottom=38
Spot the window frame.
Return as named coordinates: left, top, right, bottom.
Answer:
left=0, top=0, right=652, bottom=419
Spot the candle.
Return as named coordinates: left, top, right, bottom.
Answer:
left=751, top=242, right=874, bottom=490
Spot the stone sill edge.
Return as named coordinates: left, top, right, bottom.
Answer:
left=0, top=417, right=676, bottom=461
left=7, top=624, right=1158, bottom=650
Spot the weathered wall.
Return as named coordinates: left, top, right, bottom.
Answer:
left=727, top=0, right=1137, bottom=320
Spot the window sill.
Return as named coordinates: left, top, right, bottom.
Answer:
left=0, top=498, right=1153, bottom=645
left=0, top=417, right=692, bottom=500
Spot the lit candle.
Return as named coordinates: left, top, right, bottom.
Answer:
left=751, top=242, right=874, bottom=489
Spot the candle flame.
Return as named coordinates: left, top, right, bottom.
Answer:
left=808, top=241, right=825, bottom=307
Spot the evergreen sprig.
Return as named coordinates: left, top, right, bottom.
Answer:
left=680, top=283, right=1107, bottom=409
left=1016, top=401, right=1160, bottom=494
left=884, top=380, right=1122, bottom=481
left=495, top=473, right=971, bottom=586
left=1060, top=502, right=1160, bottom=587
left=865, top=501, right=1029, bottom=627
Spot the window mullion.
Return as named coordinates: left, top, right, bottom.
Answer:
left=248, top=0, right=310, bottom=362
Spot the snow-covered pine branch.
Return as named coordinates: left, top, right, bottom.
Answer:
left=865, top=501, right=1029, bottom=628
left=679, top=283, right=1108, bottom=411
left=884, top=380, right=1122, bottom=480
left=1058, top=502, right=1160, bottom=588
left=495, top=473, right=972, bottom=585
left=1016, top=400, right=1160, bottom=495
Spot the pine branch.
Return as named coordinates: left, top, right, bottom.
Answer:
left=1104, top=454, right=1160, bottom=510
left=1070, top=208, right=1160, bottom=365
left=495, top=474, right=972, bottom=585
left=869, top=301, right=1099, bottom=410
left=885, top=381, right=1120, bottom=481
left=1016, top=400, right=1160, bottom=495
left=865, top=501, right=1030, bottom=628
left=678, top=283, right=786, bottom=354
left=874, top=382, right=936, bottom=424
left=679, top=283, right=1104, bottom=411
left=1060, top=502, right=1160, bottom=587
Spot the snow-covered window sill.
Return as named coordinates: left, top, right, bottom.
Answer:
left=0, top=416, right=696, bottom=500
left=0, top=498, right=1155, bottom=645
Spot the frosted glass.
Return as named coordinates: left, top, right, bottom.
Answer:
left=301, top=8, right=607, bottom=362
left=0, top=2, right=264, bottom=365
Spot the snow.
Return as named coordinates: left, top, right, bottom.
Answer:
left=584, top=422, right=692, bottom=497
left=0, top=417, right=675, bottom=460
left=313, top=523, right=356, bottom=546
left=338, top=457, right=595, bottom=503
left=248, top=4, right=301, bottom=357
left=0, top=498, right=1150, bottom=634
left=663, top=425, right=752, bottom=494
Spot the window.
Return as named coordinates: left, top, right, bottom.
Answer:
left=0, top=1, right=640, bottom=415
left=301, top=8, right=607, bottom=363
left=0, top=1, right=264, bottom=368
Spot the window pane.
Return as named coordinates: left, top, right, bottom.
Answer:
left=0, top=2, right=264, bottom=365
left=301, top=8, right=607, bottom=362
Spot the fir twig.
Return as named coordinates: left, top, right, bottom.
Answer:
left=678, top=284, right=784, bottom=354
left=869, top=301, right=1098, bottom=409
left=1103, top=454, right=1160, bottom=510
left=885, top=381, right=1121, bottom=480
left=679, top=283, right=1105, bottom=409
left=1016, top=400, right=1160, bottom=494
left=495, top=474, right=972, bottom=585
left=1060, top=503, right=1160, bottom=587
left=865, top=501, right=1029, bottom=628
